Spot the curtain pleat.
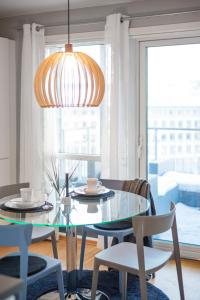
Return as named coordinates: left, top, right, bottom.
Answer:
left=101, top=14, right=136, bottom=180
left=20, top=23, right=45, bottom=189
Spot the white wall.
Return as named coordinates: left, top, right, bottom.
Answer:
left=0, top=37, right=16, bottom=185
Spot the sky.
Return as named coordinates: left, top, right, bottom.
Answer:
left=148, top=43, right=200, bottom=107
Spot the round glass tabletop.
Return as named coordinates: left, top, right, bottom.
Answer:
left=0, top=190, right=149, bottom=227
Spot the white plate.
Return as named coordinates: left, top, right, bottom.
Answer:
left=74, top=185, right=110, bottom=196
left=4, top=198, right=45, bottom=209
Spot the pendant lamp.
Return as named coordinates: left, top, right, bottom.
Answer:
left=34, top=0, right=105, bottom=108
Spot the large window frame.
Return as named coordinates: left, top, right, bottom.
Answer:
left=133, top=21, right=200, bottom=259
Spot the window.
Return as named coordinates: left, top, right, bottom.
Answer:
left=178, top=121, right=183, bottom=128
left=186, top=133, right=191, bottom=140
left=178, top=133, right=183, bottom=140
left=186, top=145, right=191, bottom=153
left=161, top=134, right=166, bottom=141
left=178, top=146, right=182, bottom=153
left=195, top=120, right=200, bottom=128
left=195, top=133, right=200, bottom=140
left=45, top=42, right=105, bottom=185
left=195, top=145, right=200, bottom=153
left=186, top=121, right=191, bottom=128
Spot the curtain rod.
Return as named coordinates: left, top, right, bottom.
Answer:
left=16, top=8, right=200, bottom=30
left=16, top=21, right=103, bottom=31
left=121, top=8, right=200, bottom=22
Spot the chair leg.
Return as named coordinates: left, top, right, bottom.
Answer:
left=15, top=294, right=20, bottom=300
left=118, top=235, right=124, bottom=293
left=104, top=236, right=108, bottom=249
left=91, top=259, right=100, bottom=300
left=16, top=291, right=24, bottom=300
left=56, top=266, right=65, bottom=300
left=80, top=227, right=87, bottom=272
left=121, top=271, right=127, bottom=300
left=139, top=271, right=148, bottom=300
left=51, top=230, right=58, bottom=259
left=172, top=215, right=185, bottom=300
left=174, top=249, right=185, bottom=300
left=19, top=288, right=26, bottom=300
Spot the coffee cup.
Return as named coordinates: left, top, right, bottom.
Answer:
left=32, top=190, right=45, bottom=202
left=20, top=188, right=33, bottom=202
left=87, top=178, right=102, bottom=191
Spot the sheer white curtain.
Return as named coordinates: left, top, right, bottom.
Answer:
left=101, top=14, right=135, bottom=180
left=20, top=24, right=45, bottom=189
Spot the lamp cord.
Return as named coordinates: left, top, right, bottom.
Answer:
left=67, top=0, right=70, bottom=44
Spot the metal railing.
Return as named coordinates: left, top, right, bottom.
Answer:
left=148, top=126, right=200, bottom=161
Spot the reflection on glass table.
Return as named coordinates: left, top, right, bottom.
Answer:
left=0, top=190, right=149, bottom=299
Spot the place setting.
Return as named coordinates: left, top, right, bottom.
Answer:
left=0, top=188, right=53, bottom=213
left=72, top=178, right=115, bottom=201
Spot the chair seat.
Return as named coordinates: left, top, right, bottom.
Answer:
left=31, top=226, right=55, bottom=242
left=95, top=242, right=172, bottom=274
left=86, top=225, right=133, bottom=236
left=0, top=255, right=47, bottom=278
left=94, top=220, right=132, bottom=230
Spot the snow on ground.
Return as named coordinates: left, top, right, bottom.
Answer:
left=156, top=202, right=200, bottom=245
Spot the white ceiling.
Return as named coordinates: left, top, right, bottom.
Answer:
left=0, top=0, right=135, bottom=18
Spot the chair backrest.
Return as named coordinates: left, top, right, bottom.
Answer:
left=0, top=224, right=32, bottom=248
left=0, top=224, right=33, bottom=285
left=100, top=179, right=124, bottom=191
left=0, top=183, right=30, bottom=199
left=101, top=178, right=156, bottom=216
left=122, top=179, right=150, bottom=198
left=132, top=202, right=176, bottom=238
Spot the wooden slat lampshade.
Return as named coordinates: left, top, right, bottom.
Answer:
left=34, top=43, right=105, bottom=108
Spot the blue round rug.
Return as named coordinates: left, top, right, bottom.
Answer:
left=27, top=270, right=169, bottom=299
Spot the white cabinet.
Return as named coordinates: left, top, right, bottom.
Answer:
left=0, top=37, right=16, bottom=185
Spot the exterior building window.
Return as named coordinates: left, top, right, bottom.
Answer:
left=186, top=133, right=191, bottom=140
left=195, top=120, right=200, bottom=128
left=178, top=133, right=183, bottom=140
left=161, top=134, right=166, bottom=141
left=195, top=145, right=200, bottom=153
left=178, top=146, right=182, bottom=153
left=170, top=134, right=175, bottom=140
left=186, top=145, right=191, bottom=153
left=195, top=133, right=200, bottom=140
left=170, top=146, right=176, bottom=154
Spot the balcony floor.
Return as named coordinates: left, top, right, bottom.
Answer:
left=157, top=202, right=200, bottom=246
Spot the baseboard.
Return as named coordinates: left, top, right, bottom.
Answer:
left=154, top=239, right=200, bottom=260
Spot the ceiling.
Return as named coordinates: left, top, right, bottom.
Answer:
left=0, top=0, right=135, bottom=18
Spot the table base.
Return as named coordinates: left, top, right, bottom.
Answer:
left=65, top=289, right=109, bottom=299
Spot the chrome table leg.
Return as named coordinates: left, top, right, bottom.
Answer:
left=64, top=207, right=109, bottom=299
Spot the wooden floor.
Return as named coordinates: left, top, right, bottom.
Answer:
left=0, top=236, right=200, bottom=300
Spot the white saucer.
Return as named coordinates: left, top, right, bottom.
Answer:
left=74, top=185, right=110, bottom=196
left=4, top=198, right=45, bottom=209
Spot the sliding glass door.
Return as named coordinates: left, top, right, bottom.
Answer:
left=139, top=37, right=200, bottom=255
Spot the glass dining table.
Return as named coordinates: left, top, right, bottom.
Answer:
left=0, top=189, right=149, bottom=300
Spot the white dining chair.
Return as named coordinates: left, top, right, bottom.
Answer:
left=0, top=183, right=58, bottom=258
left=80, top=178, right=156, bottom=272
left=91, top=202, right=185, bottom=300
